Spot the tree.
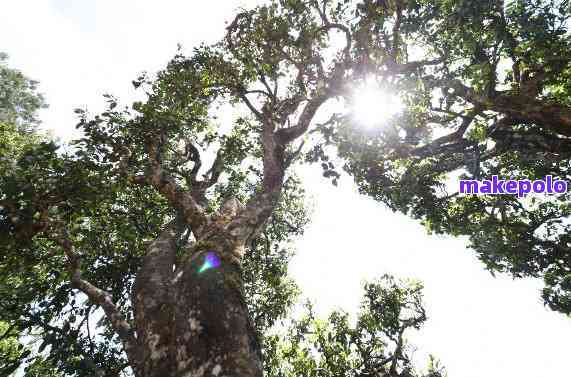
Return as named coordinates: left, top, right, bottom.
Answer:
left=326, top=0, right=571, bottom=315
left=2, top=0, right=569, bottom=376
left=0, top=52, right=47, bottom=132
left=0, top=53, right=62, bottom=377
left=266, top=276, right=446, bottom=377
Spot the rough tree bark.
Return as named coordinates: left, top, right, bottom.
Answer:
left=130, top=203, right=264, bottom=377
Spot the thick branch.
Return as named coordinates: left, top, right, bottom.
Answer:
left=390, top=0, right=403, bottom=62
left=403, top=107, right=480, bottom=159
left=275, top=95, right=329, bottom=144
left=227, top=97, right=328, bottom=245
left=490, top=125, right=571, bottom=155
left=146, top=139, right=207, bottom=234
left=432, top=77, right=571, bottom=137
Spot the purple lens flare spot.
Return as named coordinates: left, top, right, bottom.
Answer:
left=197, top=251, right=221, bottom=274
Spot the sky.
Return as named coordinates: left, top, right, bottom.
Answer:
left=1, top=1, right=570, bottom=376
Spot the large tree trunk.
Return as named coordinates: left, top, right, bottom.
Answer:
left=131, top=223, right=262, bottom=377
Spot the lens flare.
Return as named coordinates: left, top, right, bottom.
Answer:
left=198, top=251, right=221, bottom=274
left=352, top=79, right=403, bottom=128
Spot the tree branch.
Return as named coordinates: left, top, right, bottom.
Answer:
left=428, top=77, right=571, bottom=137
left=237, top=87, right=264, bottom=122
left=185, top=139, right=202, bottom=183
left=390, top=0, right=403, bottom=62
left=49, top=226, right=140, bottom=370
left=275, top=95, right=329, bottom=144
left=204, top=148, right=224, bottom=187
left=145, top=139, right=208, bottom=234
left=312, top=0, right=352, bottom=62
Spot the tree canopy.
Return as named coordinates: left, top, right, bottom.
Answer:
left=266, top=276, right=445, bottom=377
left=328, top=0, right=571, bottom=315
left=0, top=53, right=46, bottom=132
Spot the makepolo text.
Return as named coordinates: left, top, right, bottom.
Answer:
left=459, top=175, right=568, bottom=198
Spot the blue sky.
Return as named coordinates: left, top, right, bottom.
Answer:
left=1, top=1, right=570, bottom=376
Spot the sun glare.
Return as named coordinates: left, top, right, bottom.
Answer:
left=352, top=80, right=403, bottom=128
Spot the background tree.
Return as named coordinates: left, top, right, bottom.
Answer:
left=0, top=53, right=62, bottom=377
left=266, top=275, right=446, bottom=377
left=0, top=52, right=46, bottom=132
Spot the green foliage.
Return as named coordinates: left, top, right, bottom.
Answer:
left=266, top=276, right=445, bottom=377
left=244, top=175, right=310, bottom=337
left=0, top=58, right=63, bottom=377
left=0, top=53, right=47, bottom=132
left=327, top=0, right=571, bottom=316
left=0, top=321, right=29, bottom=376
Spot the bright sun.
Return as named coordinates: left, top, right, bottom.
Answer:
left=351, top=80, right=403, bottom=128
